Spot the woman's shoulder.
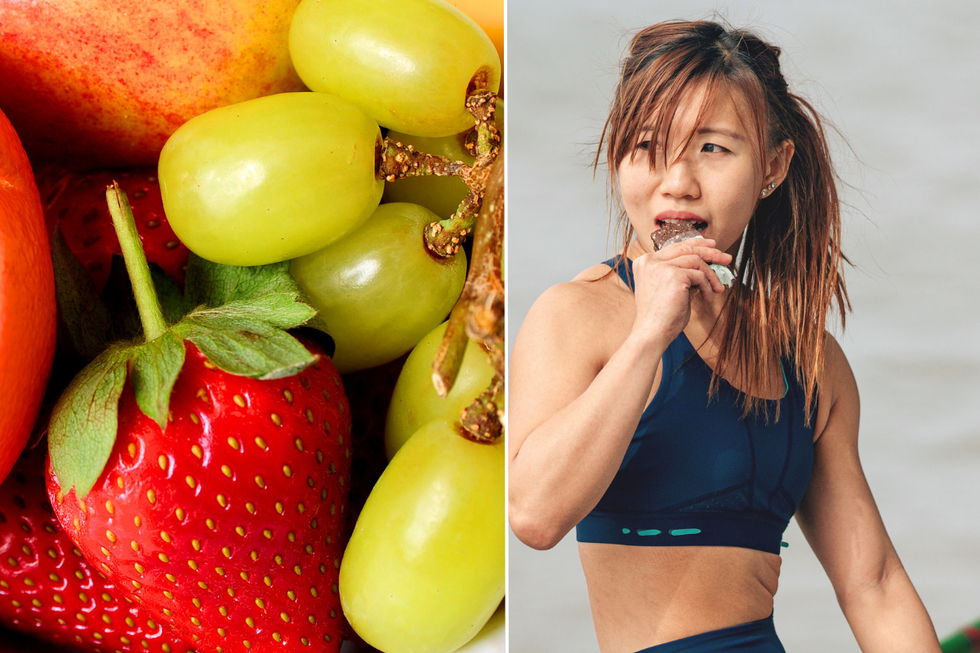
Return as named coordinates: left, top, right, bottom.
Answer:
left=515, top=261, right=633, bottom=360
left=572, top=260, right=624, bottom=283
left=817, top=332, right=856, bottom=400
left=811, top=331, right=859, bottom=443
left=510, top=265, right=635, bottom=387
left=527, top=262, right=630, bottom=324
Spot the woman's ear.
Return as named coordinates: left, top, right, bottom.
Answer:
left=764, top=139, right=795, bottom=189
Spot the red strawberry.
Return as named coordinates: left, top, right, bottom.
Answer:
left=36, top=167, right=190, bottom=292
left=48, top=340, right=351, bottom=652
left=0, top=431, right=195, bottom=653
left=45, top=184, right=352, bottom=653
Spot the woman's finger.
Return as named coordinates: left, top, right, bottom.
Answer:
left=684, top=267, right=714, bottom=298
left=655, top=240, right=733, bottom=266
left=669, top=255, right=727, bottom=294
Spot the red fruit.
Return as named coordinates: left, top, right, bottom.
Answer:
left=0, top=436, right=194, bottom=653
left=47, top=339, right=352, bottom=653
left=36, top=167, right=190, bottom=292
left=0, top=107, right=57, bottom=487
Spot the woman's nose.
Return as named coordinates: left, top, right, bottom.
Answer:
left=659, top=158, right=699, bottom=199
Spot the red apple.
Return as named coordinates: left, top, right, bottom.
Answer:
left=0, top=1, right=307, bottom=169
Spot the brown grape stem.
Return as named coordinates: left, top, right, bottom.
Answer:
left=460, top=374, right=504, bottom=443
left=463, top=89, right=501, bottom=164
left=431, top=301, right=469, bottom=399
left=433, top=154, right=505, bottom=443
left=378, top=140, right=473, bottom=184
left=378, top=91, right=501, bottom=259
left=425, top=89, right=501, bottom=258
left=423, top=191, right=480, bottom=257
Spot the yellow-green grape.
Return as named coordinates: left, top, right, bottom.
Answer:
left=290, top=203, right=466, bottom=374
left=158, top=92, right=383, bottom=266
left=289, top=0, right=500, bottom=137
left=457, top=602, right=504, bottom=652
left=340, top=419, right=504, bottom=653
left=385, top=321, right=497, bottom=459
left=382, top=100, right=504, bottom=218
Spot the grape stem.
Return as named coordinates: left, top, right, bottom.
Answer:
left=432, top=154, right=505, bottom=443
left=460, top=375, right=503, bottom=443
left=378, top=90, right=500, bottom=258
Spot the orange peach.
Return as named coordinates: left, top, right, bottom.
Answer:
left=0, top=1, right=307, bottom=169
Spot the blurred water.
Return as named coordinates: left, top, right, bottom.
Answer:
left=505, top=1, right=980, bottom=651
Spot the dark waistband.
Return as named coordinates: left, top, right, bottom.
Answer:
left=576, top=511, right=789, bottom=555
left=634, top=615, right=782, bottom=652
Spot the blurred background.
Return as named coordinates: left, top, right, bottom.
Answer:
left=505, top=0, right=980, bottom=650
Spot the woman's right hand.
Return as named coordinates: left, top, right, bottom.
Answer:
left=630, top=238, right=733, bottom=345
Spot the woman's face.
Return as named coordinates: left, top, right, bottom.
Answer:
left=618, top=85, right=776, bottom=257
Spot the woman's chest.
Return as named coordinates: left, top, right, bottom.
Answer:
left=602, top=351, right=814, bottom=518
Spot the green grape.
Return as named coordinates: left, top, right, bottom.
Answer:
left=290, top=202, right=466, bottom=374
left=385, top=320, right=498, bottom=459
left=458, top=602, right=504, bottom=652
left=382, top=100, right=504, bottom=218
left=158, top=92, right=383, bottom=266
left=289, top=0, right=501, bottom=137
left=340, top=419, right=504, bottom=653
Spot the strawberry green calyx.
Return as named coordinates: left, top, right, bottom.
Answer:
left=49, top=186, right=319, bottom=499
left=50, top=226, right=113, bottom=361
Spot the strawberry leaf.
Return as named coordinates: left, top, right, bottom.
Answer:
left=131, top=330, right=185, bottom=431
left=185, top=256, right=301, bottom=309
left=211, top=295, right=316, bottom=329
left=174, top=311, right=316, bottom=379
left=51, top=226, right=112, bottom=361
left=48, top=345, right=131, bottom=499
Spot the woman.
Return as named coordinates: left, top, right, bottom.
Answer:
left=507, top=20, right=942, bottom=653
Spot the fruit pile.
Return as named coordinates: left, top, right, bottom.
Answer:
left=0, top=1, right=504, bottom=652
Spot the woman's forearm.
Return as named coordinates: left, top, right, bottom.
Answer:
left=840, top=562, right=941, bottom=653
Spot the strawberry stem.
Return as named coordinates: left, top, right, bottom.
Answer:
left=106, top=183, right=168, bottom=342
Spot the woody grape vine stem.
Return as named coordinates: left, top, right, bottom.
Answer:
left=433, top=154, right=504, bottom=443
left=379, top=90, right=504, bottom=442
left=377, top=89, right=500, bottom=257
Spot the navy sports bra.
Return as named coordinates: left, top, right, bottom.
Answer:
left=575, top=257, right=815, bottom=555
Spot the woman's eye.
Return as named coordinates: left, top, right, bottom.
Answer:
left=635, top=138, right=663, bottom=152
left=702, top=143, right=729, bottom=154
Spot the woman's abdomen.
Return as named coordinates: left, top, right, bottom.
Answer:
left=579, top=543, right=781, bottom=653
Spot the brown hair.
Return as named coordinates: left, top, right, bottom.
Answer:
left=597, top=20, right=850, bottom=419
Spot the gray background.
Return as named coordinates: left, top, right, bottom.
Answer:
left=505, top=1, right=980, bottom=651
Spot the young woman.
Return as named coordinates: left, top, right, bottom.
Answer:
left=508, top=20, right=942, bottom=653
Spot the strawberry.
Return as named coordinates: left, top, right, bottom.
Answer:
left=44, top=184, right=352, bottom=653
left=36, top=167, right=190, bottom=292
left=0, top=428, right=195, bottom=653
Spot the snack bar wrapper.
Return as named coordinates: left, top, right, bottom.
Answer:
left=651, top=224, right=736, bottom=287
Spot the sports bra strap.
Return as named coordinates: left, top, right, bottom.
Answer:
left=603, top=256, right=633, bottom=290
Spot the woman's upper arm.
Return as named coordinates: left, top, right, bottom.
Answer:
left=796, top=334, right=900, bottom=598
left=508, top=281, right=607, bottom=465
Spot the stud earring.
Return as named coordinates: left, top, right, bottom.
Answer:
left=760, top=181, right=777, bottom=198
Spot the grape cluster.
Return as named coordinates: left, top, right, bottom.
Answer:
left=156, top=1, right=505, bottom=651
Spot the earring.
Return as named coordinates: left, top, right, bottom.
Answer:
left=760, top=181, right=777, bottom=198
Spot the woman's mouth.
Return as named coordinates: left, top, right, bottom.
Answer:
left=656, top=217, right=708, bottom=233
